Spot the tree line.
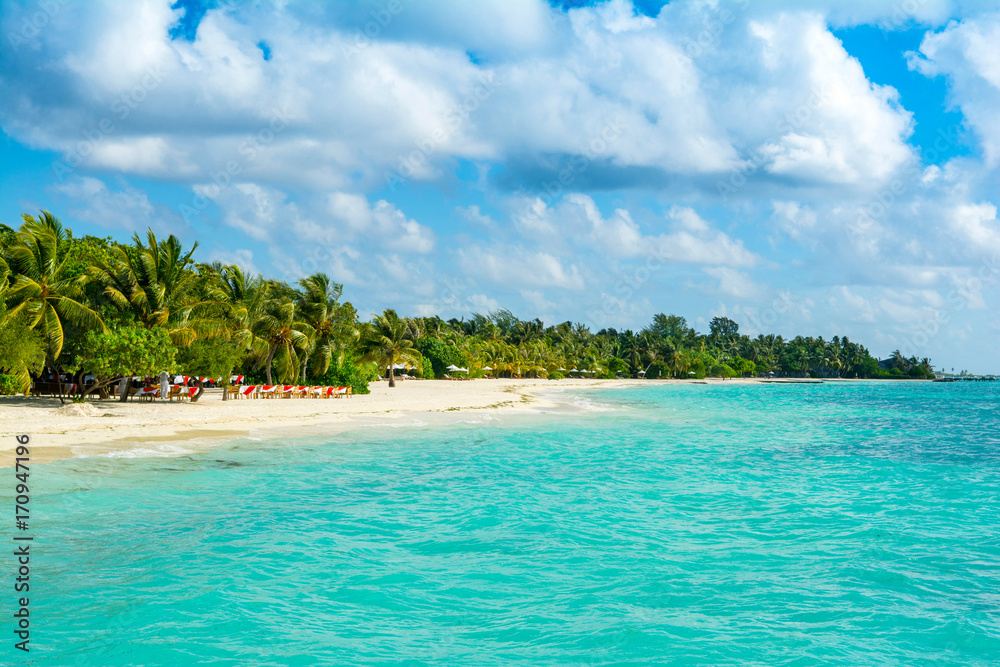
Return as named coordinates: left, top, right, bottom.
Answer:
left=0, top=212, right=933, bottom=401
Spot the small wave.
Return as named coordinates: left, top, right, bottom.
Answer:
left=93, top=442, right=197, bottom=459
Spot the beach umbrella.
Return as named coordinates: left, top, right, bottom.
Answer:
left=482, top=366, right=493, bottom=371
left=569, top=368, right=578, bottom=373
left=456, top=367, right=469, bottom=373
left=446, top=364, right=461, bottom=371
left=688, top=371, right=695, bottom=375
left=638, top=370, right=646, bottom=375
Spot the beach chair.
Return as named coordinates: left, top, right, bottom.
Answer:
left=137, top=387, right=159, bottom=402
left=280, top=385, right=295, bottom=398
left=169, top=385, right=186, bottom=402
left=226, top=386, right=239, bottom=400
left=239, top=385, right=258, bottom=399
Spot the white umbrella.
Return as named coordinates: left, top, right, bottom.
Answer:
left=569, top=368, right=579, bottom=373
left=688, top=371, right=696, bottom=376
left=638, top=370, right=646, bottom=375
left=391, top=363, right=409, bottom=370
left=456, top=367, right=469, bottom=373
left=446, top=364, right=461, bottom=371
left=482, top=366, right=493, bottom=371
left=558, top=368, right=566, bottom=371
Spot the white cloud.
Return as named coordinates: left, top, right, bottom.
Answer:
left=456, top=245, right=585, bottom=289
left=327, top=194, right=435, bottom=253
left=54, top=175, right=185, bottom=236
left=910, top=13, right=1000, bottom=165
left=206, top=248, right=261, bottom=276
left=703, top=267, right=764, bottom=299
left=0, top=0, right=918, bottom=193
left=651, top=208, right=759, bottom=267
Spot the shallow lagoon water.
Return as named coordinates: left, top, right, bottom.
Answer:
left=13, top=382, right=1000, bottom=665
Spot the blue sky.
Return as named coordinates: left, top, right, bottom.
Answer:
left=2, top=0, right=999, bottom=372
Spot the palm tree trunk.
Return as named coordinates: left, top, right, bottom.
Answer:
left=265, top=347, right=276, bottom=384
left=53, top=363, right=65, bottom=405
left=388, top=364, right=395, bottom=388
left=191, top=378, right=205, bottom=403
left=301, top=353, right=310, bottom=384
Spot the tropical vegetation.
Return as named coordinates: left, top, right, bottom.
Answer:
left=0, top=213, right=935, bottom=399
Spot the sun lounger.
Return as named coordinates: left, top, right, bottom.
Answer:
left=136, top=387, right=160, bottom=402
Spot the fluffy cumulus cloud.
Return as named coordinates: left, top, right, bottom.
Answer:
left=1, top=0, right=921, bottom=193
left=54, top=175, right=186, bottom=236
left=910, top=13, right=1000, bottom=165
left=2, top=0, right=1000, bottom=369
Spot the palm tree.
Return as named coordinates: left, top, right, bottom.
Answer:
left=88, top=230, right=201, bottom=345
left=3, top=212, right=103, bottom=402
left=296, top=273, right=357, bottom=382
left=201, top=263, right=270, bottom=399
left=358, top=309, right=422, bottom=387
left=255, top=297, right=312, bottom=384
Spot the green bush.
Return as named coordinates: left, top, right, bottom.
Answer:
left=646, top=362, right=668, bottom=379
left=608, top=357, right=629, bottom=377
left=316, top=354, right=378, bottom=395
left=708, top=364, right=737, bottom=378
left=731, top=357, right=756, bottom=376
left=0, top=374, right=22, bottom=396
left=548, top=371, right=565, bottom=380
left=415, top=338, right=464, bottom=378
left=420, top=353, right=435, bottom=379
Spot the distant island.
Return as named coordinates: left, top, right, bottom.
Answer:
left=0, top=211, right=935, bottom=401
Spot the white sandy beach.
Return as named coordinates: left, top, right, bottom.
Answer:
left=0, top=378, right=640, bottom=465
left=0, top=377, right=886, bottom=466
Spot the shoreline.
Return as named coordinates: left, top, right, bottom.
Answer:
left=0, top=377, right=926, bottom=466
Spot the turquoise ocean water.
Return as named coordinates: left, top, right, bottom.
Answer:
left=8, top=381, right=1000, bottom=665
